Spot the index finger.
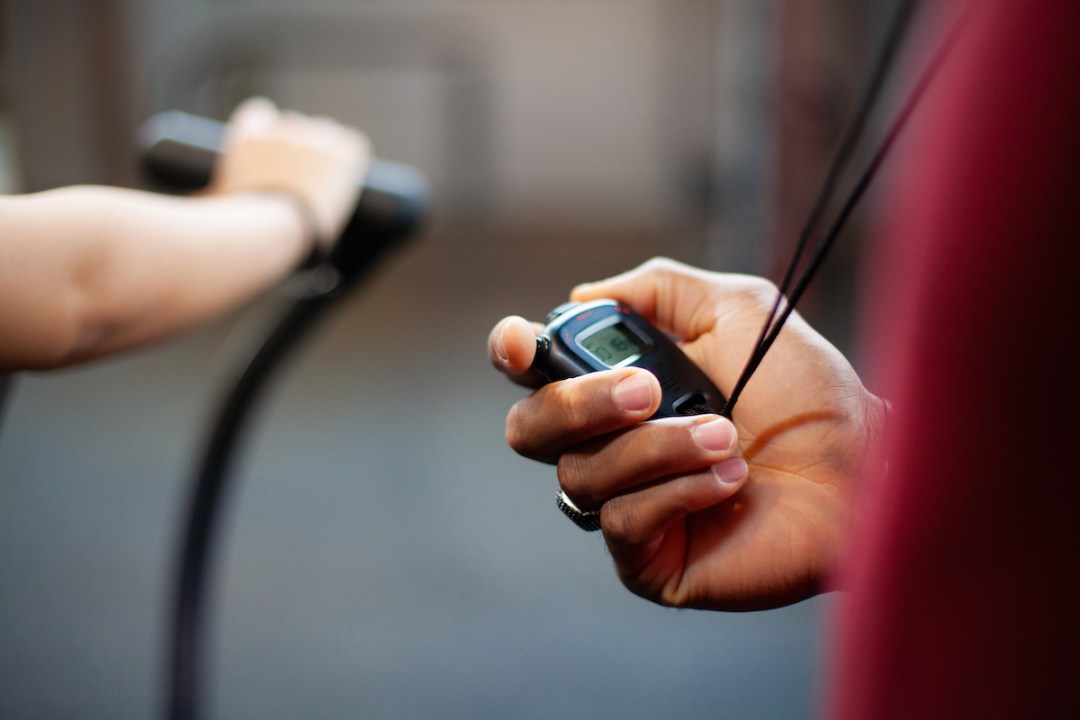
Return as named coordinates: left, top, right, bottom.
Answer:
left=506, top=367, right=660, bottom=462
left=569, top=257, right=769, bottom=342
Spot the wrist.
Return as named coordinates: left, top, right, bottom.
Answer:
left=266, top=191, right=328, bottom=269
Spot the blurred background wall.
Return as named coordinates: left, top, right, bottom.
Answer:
left=1, top=0, right=892, bottom=717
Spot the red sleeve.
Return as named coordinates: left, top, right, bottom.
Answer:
left=830, top=1, right=1080, bottom=718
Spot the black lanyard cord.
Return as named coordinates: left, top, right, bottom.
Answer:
left=769, top=0, right=921, bottom=317
left=721, top=0, right=964, bottom=418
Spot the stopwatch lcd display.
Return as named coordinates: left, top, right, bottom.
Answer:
left=576, top=320, right=648, bottom=368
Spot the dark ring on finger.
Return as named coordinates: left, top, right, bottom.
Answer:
left=556, top=489, right=602, bottom=532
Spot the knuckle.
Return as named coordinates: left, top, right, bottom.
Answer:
left=635, top=418, right=698, bottom=473
left=651, top=256, right=708, bottom=284
left=551, top=378, right=603, bottom=433
left=598, top=495, right=639, bottom=542
left=637, top=256, right=671, bottom=275
left=556, top=452, right=594, bottom=507
left=643, top=424, right=685, bottom=465
left=737, top=275, right=779, bottom=308
left=503, top=402, right=532, bottom=454
left=635, top=257, right=681, bottom=292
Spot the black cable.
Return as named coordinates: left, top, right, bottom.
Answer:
left=166, top=180, right=425, bottom=720
left=0, top=375, right=13, bottom=437
left=169, top=272, right=343, bottom=720
left=771, top=0, right=921, bottom=316
left=721, top=0, right=924, bottom=418
left=167, top=207, right=420, bottom=720
left=721, top=8, right=965, bottom=416
left=145, top=110, right=429, bottom=720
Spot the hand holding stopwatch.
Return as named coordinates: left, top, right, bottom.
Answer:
left=532, top=299, right=726, bottom=419
left=532, top=299, right=728, bottom=531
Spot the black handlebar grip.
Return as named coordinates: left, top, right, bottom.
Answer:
left=137, top=110, right=430, bottom=255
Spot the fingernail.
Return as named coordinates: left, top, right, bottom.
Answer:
left=493, top=327, right=509, bottom=364
left=612, top=372, right=655, bottom=412
left=712, top=457, right=748, bottom=487
left=693, top=417, right=736, bottom=452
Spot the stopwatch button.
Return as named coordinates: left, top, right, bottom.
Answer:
left=674, top=392, right=712, bottom=416
left=546, top=302, right=581, bottom=323
left=532, top=335, right=552, bottom=367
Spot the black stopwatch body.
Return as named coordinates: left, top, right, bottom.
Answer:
left=532, top=299, right=726, bottom=419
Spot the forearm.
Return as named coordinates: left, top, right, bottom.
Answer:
left=0, top=185, right=311, bottom=370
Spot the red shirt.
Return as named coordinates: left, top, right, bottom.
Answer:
left=832, top=1, right=1080, bottom=717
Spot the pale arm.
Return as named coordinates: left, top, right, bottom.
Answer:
left=0, top=186, right=308, bottom=370
left=0, top=97, right=369, bottom=372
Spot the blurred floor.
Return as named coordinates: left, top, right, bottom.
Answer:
left=0, top=223, right=831, bottom=719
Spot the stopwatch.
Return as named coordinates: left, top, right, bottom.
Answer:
left=532, top=299, right=726, bottom=419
